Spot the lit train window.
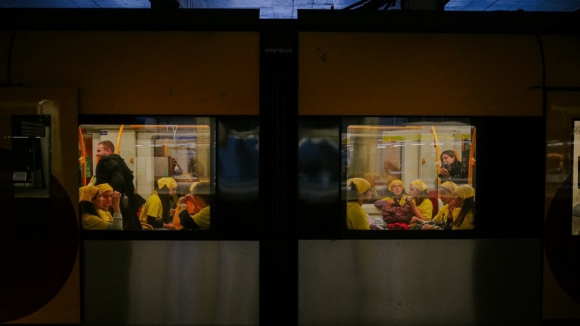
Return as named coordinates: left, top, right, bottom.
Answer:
left=79, top=118, right=214, bottom=231
left=12, top=115, right=51, bottom=199
left=343, top=118, right=476, bottom=231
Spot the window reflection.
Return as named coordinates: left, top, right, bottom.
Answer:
left=79, top=118, right=214, bottom=231
left=343, top=118, right=476, bottom=231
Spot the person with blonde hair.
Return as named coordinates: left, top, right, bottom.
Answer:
left=139, top=177, right=177, bottom=230
left=381, top=179, right=408, bottom=206
left=79, top=185, right=122, bottom=230
left=407, top=179, right=433, bottom=221
left=177, top=181, right=211, bottom=230
left=346, top=178, right=372, bottom=230
left=420, top=181, right=457, bottom=230
left=450, top=185, right=475, bottom=230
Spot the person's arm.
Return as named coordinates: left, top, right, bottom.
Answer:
left=106, top=212, right=123, bottom=230
left=408, top=198, right=432, bottom=221
left=179, top=208, right=201, bottom=230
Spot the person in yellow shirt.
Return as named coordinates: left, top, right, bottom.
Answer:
left=178, top=181, right=211, bottom=230
left=381, top=179, right=408, bottom=206
left=80, top=185, right=122, bottom=230
left=420, top=181, right=457, bottom=230
left=407, top=179, right=433, bottom=221
left=96, top=183, right=115, bottom=223
left=139, top=177, right=177, bottom=230
left=451, top=184, right=475, bottom=230
left=346, top=178, right=372, bottom=230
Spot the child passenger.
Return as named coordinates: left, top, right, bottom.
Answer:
left=139, top=177, right=177, bottom=230
left=420, top=181, right=457, bottom=230
left=346, top=178, right=372, bottom=230
left=80, top=185, right=123, bottom=230
left=178, top=181, right=211, bottom=230
left=381, top=179, right=408, bottom=206
left=450, top=185, right=475, bottom=230
left=407, top=179, right=433, bottom=221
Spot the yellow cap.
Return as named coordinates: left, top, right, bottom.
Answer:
left=347, top=178, right=371, bottom=195
left=387, top=179, right=404, bottom=192
left=439, top=181, right=458, bottom=194
left=158, top=177, right=177, bottom=190
left=97, top=183, right=114, bottom=194
left=455, top=185, right=475, bottom=200
left=410, top=179, right=428, bottom=192
left=79, top=185, right=99, bottom=202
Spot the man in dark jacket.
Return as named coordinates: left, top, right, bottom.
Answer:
left=95, top=140, right=141, bottom=230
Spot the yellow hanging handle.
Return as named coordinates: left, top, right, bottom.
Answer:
left=115, top=124, right=124, bottom=154
left=78, top=126, right=87, bottom=186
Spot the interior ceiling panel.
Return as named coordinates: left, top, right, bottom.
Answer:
left=0, top=0, right=578, bottom=18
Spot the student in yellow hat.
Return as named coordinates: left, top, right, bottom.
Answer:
left=79, top=185, right=123, bottom=230
left=381, top=179, right=409, bottom=206
left=450, top=185, right=475, bottom=230
left=421, top=181, right=457, bottom=230
left=139, top=177, right=177, bottom=230
left=96, top=183, right=117, bottom=224
left=407, top=179, right=433, bottom=222
left=346, top=178, right=372, bottom=230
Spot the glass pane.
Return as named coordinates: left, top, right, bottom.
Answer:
left=343, top=117, right=476, bottom=231
left=12, top=115, right=51, bottom=198
left=79, top=117, right=215, bottom=231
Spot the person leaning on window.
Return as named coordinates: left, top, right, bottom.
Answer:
left=450, top=185, right=475, bottom=230
left=346, top=178, right=372, bottom=230
left=178, top=181, right=211, bottom=230
left=80, top=185, right=123, bottom=230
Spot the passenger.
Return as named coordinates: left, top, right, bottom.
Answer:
left=364, top=172, right=380, bottom=199
left=407, top=179, right=433, bottom=221
left=178, top=181, right=211, bottom=230
left=93, top=140, right=141, bottom=230
left=96, top=183, right=116, bottom=223
left=381, top=179, right=408, bottom=206
left=439, top=150, right=467, bottom=183
left=419, top=181, right=457, bottom=230
left=139, top=177, right=177, bottom=230
left=450, top=184, right=475, bottom=230
left=346, top=178, right=372, bottom=230
left=80, top=185, right=122, bottom=230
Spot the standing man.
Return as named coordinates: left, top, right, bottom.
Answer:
left=94, top=140, right=141, bottom=230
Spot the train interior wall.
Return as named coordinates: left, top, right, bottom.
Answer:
left=0, top=25, right=580, bottom=325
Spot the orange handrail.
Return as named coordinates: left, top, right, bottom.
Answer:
left=115, top=125, right=124, bottom=154
left=78, top=127, right=87, bottom=186
left=468, top=129, right=476, bottom=186
left=431, top=126, right=441, bottom=188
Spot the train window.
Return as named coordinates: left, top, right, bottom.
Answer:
left=343, top=117, right=476, bottom=231
left=12, top=115, right=51, bottom=199
left=79, top=117, right=215, bottom=231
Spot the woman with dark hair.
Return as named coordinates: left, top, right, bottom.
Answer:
left=139, top=177, right=176, bottom=230
left=439, top=150, right=467, bottom=183
left=407, top=179, right=433, bottom=222
left=450, top=184, right=475, bottom=230
left=80, top=185, right=123, bottom=230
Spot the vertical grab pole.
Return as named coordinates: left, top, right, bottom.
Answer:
left=468, top=128, right=476, bottom=186
left=78, top=126, right=86, bottom=186
left=115, top=124, right=124, bottom=154
left=431, top=126, right=441, bottom=188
